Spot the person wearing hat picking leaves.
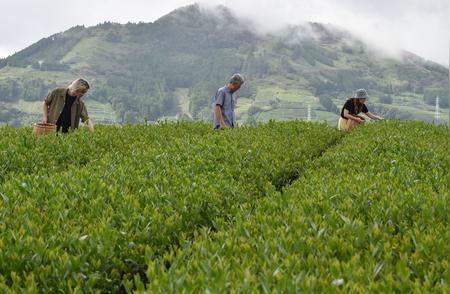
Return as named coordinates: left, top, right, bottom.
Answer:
left=338, top=89, right=383, bottom=132
left=213, top=73, right=245, bottom=130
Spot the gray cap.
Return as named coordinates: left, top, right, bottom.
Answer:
left=352, top=89, right=369, bottom=99
left=229, top=73, right=245, bottom=86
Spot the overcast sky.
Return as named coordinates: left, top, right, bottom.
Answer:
left=0, top=0, right=448, bottom=66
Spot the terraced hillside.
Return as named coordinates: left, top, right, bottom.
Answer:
left=0, top=5, right=448, bottom=127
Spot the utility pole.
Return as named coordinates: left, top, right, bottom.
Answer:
left=435, top=96, right=440, bottom=123
left=307, top=104, right=311, bottom=122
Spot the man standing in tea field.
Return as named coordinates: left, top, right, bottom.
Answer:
left=213, top=74, right=245, bottom=130
left=42, top=78, right=94, bottom=133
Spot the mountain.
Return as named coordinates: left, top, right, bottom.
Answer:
left=0, top=4, right=448, bottom=127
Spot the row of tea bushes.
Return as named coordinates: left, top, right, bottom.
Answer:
left=143, top=121, right=449, bottom=293
left=0, top=121, right=342, bottom=291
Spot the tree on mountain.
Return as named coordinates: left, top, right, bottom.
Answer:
left=424, top=88, right=449, bottom=108
left=379, top=94, right=393, bottom=104
left=319, top=96, right=340, bottom=114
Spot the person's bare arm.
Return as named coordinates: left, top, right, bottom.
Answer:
left=214, top=105, right=227, bottom=129
left=42, top=102, right=49, bottom=123
left=79, top=102, right=94, bottom=132
left=86, top=119, right=94, bottom=133
left=366, top=112, right=383, bottom=120
left=343, top=109, right=364, bottom=123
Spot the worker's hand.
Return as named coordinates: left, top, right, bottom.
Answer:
left=220, top=123, right=227, bottom=130
left=355, top=117, right=364, bottom=124
left=42, top=116, right=48, bottom=123
left=86, top=119, right=94, bottom=133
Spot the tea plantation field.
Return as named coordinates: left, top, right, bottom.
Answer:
left=0, top=121, right=448, bottom=292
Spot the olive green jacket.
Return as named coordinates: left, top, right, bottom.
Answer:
left=45, top=88, right=89, bottom=129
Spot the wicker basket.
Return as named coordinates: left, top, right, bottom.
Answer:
left=33, top=122, right=57, bottom=137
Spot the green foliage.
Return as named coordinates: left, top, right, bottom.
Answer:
left=319, top=95, right=340, bottom=114
left=0, top=121, right=448, bottom=292
left=0, top=26, right=88, bottom=69
left=247, top=105, right=262, bottom=116
left=0, top=80, right=21, bottom=102
left=0, top=107, right=23, bottom=126
left=0, top=78, right=58, bottom=104
left=379, top=94, right=393, bottom=104
left=142, top=121, right=449, bottom=293
left=424, top=88, right=449, bottom=108
left=0, top=121, right=341, bottom=291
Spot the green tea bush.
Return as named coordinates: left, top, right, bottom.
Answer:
left=0, top=121, right=341, bottom=292
left=145, top=121, right=449, bottom=293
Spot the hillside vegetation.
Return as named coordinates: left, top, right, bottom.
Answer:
left=0, top=5, right=448, bottom=127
